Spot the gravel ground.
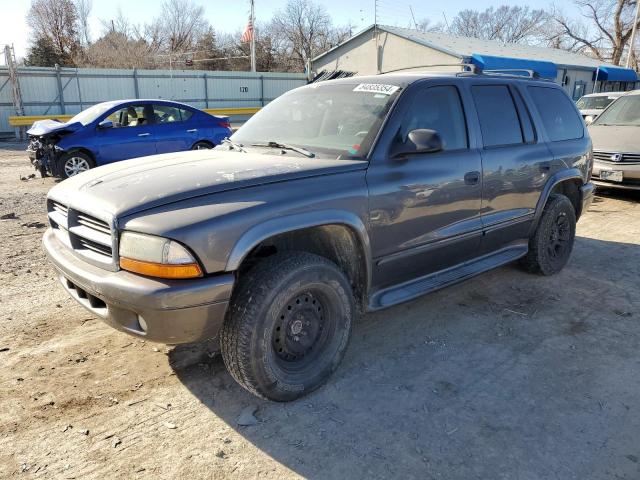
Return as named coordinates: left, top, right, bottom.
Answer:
left=1, top=142, right=640, bottom=479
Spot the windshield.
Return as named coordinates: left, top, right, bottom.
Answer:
left=231, top=82, right=401, bottom=159
left=576, top=95, right=617, bottom=110
left=592, top=95, right=639, bottom=126
left=68, top=102, right=118, bottom=126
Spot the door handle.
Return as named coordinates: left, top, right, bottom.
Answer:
left=138, top=133, right=151, bottom=137
left=464, top=171, right=481, bottom=185
left=539, top=162, right=551, bottom=172
left=187, top=129, right=198, bottom=133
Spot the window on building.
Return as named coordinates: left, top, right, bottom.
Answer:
left=528, top=86, right=583, bottom=142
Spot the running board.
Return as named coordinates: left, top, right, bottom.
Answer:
left=368, top=245, right=528, bottom=310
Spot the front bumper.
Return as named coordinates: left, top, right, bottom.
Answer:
left=43, top=228, right=234, bottom=344
left=592, top=161, right=640, bottom=190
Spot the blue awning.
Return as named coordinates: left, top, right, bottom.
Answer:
left=595, top=66, right=638, bottom=82
left=468, top=54, right=558, bottom=79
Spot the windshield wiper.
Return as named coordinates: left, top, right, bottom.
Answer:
left=251, top=141, right=315, bottom=158
left=222, top=138, right=247, bottom=152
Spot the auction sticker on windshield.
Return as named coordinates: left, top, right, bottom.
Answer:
left=353, top=83, right=400, bottom=95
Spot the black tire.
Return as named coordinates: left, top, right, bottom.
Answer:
left=221, top=252, right=354, bottom=401
left=520, top=194, right=576, bottom=275
left=191, top=141, right=214, bottom=150
left=60, top=151, right=95, bottom=179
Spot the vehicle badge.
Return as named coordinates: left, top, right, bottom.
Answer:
left=611, top=153, right=623, bottom=162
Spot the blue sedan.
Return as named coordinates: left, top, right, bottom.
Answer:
left=26, top=99, right=233, bottom=178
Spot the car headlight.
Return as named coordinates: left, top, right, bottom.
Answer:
left=118, top=232, right=203, bottom=279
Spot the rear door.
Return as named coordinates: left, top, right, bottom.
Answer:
left=467, top=82, right=550, bottom=253
left=96, top=104, right=156, bottom=163
left=367, top=80, right=484, bottom=289
left=153, top=104, right=196, bottom=154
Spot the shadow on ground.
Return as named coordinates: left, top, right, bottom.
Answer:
left=169, top=234, right=640, bottom=479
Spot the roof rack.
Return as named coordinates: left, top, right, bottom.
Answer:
left=457, top=68, right=554, bottom=81
left=380, top=63, right=478, bottom=75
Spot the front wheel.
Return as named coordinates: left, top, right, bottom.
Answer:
left=191, top=141, right=214, bottom=150
left=520, top=194, right=576, bottom=275
left=221, top=252, right=354, bottom=401
left=60, top=152, right=95, bottom=178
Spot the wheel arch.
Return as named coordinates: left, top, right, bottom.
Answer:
left=191, top=139, right=215, bottom=149
left=533, top=169, right=584, bottom=229
left=226, top=210, right=372, bottom=309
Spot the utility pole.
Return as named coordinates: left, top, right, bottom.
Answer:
left=250, top=0, right=256, bottom=72
left=626, top=0, right=640, bottom=68
left=4, top=44, right=25, bottom=139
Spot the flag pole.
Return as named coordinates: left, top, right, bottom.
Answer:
left=250, top=0, right=256, bottom=72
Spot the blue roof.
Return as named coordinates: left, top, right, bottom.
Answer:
left=469, top=54, right=557, bottom=79
left=595, top=66, right=638, bottom=82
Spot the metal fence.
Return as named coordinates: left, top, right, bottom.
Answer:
left=0, top=66, right=308, bottom=134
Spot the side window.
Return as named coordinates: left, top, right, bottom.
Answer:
left=401, top=85, right=468, bottom=151
left=180, top=108, right=194, bottom=121
left=528, top=87, right=584, bottom=142
left=511, top=88, right=536, bottom=144
left=471, top=85, right=523, bottom=147
left=154, top=105, right=183, bottom=124
left=106, top=105, right=148, bottom=128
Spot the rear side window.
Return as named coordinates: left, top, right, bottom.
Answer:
left=472, top=85, right=523, bottom=147
left=528, top=87, right=583, bottom=141
left=401, top=85, right=468, bottom=151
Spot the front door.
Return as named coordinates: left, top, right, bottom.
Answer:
left=367, top=82, right=483, bottom=290
left=97, top=104, right=156, bottom=163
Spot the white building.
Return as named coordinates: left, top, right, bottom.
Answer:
left=312, top=25, right=638, bottom=100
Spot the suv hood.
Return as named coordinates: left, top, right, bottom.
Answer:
left=588, top=124, right=640, bottom=152
left=48, top=149, right=367, bottom=219
left=27, top=119, right=82, bottom=137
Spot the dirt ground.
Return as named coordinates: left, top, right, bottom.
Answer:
left=1, top=142, right=639, bottom=479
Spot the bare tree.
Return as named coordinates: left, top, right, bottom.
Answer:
left=26, top=0, right=80, bottom=65
left=270, top=0, right=350, bottom=71
left=551, top=0, right=640, bottom=65
left=75, top=0, right=92, bottom=46
left=152, top=0, right=209, bottom=53
left=449, top=5, right=550, bottom=44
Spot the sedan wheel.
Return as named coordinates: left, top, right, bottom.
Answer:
left=64, top=156, right=91, bottom=177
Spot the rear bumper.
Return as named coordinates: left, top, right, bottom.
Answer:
left=580, top=181, right=595, bottom=217
left=43, top=228, right=234, bottom=344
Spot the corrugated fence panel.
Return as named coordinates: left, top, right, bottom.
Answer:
left=0, top=66, right=307, bottom=135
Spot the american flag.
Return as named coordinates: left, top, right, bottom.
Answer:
left=241, top=20, right=254, bottom=43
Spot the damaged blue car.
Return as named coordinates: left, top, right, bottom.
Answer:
left=26, top=99, right=232, bottom=178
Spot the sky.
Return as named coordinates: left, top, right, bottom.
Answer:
left=1, top=0, right=556, bottom=61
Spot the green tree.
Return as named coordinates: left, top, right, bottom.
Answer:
left=24, top=36, right=66, bottom=66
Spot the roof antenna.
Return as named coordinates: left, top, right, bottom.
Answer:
left=442, top=11, right=450, bottom=31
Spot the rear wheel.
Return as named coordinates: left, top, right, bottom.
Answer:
left=221, top=252, right=354, bottom=401
left=520, top=194, right=576, bottom=275
left=60, top=152, right=95, bottom=178
left=191, top=141, right=214, bottom=150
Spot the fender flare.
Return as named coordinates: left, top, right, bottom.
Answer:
left=225, top=209, right=372, bottom=292
left=532, top=168, right=584, bottom=228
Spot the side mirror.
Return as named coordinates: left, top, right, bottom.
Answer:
left=391, top=129, right=444, bottom=158
left=98, top=119, right=113, bottom=129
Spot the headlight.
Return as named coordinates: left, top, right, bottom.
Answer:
left=119, top=232, right=203, bottom=279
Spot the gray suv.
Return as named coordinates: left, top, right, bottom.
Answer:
left=43, top=73, right=594, bottom=401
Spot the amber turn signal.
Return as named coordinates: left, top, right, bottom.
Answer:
left=119, top=257, right=203, bottom=279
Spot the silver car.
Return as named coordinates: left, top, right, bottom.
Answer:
left=589, top=90, right=640, bottom=190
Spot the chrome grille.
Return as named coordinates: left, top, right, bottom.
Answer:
left=52, top=201, right=68, bottom=217
left=593, top=151, right=640, bottom=164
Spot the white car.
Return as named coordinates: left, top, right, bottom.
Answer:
left=576, top=92, right=625, bottom=124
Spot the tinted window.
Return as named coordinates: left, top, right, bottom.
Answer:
left=401, top=86, right=468, bottom=150
left=472, top=85, right=523, bottom=147
left=512, top=88, right=536, bottom=144
left=528, top=87, right=583, bottom=141
left=180, top=108, right=194, bottom=121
